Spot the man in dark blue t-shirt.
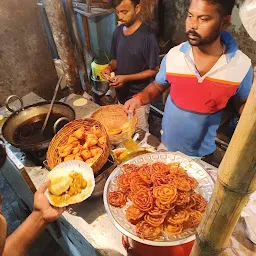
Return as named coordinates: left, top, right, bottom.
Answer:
left=102, top=0, right=159, bottom=131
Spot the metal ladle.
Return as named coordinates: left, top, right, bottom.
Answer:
left=41, top=76, right=63, bottom=134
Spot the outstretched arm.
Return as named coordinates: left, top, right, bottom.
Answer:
left=2, top=181, right=65, bottom=256
left=124, top=80, right=169, bottom=114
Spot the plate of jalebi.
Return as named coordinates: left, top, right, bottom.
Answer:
left=103, top=152, right=214, bottom=246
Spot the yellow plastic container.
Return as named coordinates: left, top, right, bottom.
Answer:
left=91, top=61, right=108, bottom=81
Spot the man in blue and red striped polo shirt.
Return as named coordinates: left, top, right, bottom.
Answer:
left=124, top=0, right=253, bottom=157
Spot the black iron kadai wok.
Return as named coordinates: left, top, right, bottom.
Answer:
left=2, top=95, right=75, bottom=151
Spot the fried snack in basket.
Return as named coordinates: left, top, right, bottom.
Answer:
left=108, top=161, right=207, bottom=241
left=136, top=221, right=162, bottom=240
left=108, top=191, right=127, bottom=208
left=126, top=205, right=145, bottom=224
left=57, top=125, right=107, bottom=168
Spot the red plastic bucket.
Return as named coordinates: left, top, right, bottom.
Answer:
left=122, top=235, right=194, bottom=256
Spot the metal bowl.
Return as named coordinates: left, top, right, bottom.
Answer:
left=91, top=77, right=109, bottom=94
left=103, top=152, right=215, bottom=247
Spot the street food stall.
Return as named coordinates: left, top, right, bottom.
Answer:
left=0, top=92, right=255, bottom=256
left=0, top=1, right=256, bottom=256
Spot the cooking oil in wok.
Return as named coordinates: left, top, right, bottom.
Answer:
left=13, top=113, right=64, bottom=145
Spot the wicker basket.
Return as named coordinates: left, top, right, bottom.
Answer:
left=91, top=105, right=137, bottom=145
left=46, top=119, right=110, bottom=173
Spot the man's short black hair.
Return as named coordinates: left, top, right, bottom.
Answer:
left=112, top=0, right=140, bottom=8
left=203, top=0, right=235, bottom=15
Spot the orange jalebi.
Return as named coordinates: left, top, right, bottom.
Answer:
left=186, top=195, right=197, bottom=208
left=117, top=173, right=132, bottom=191
left=126, top=205, right=145, bottom=224
left=175, top=191, right=191, bottom=206
left=184, top=210, right=203, bottom=228
left=127, top=191, right=134, bottom=201
left=139, top=164, right=153, bottom=176
left=151, top=172, right=169, bottom=186
left=186, top=176, right=199, bottom=189
left=173, top=176, right=192, bottom=192
left=130, top=173, right=149, bottom=192
left=168, top=163, right=186, bottom=176
left=154, top=199, right=173, bottom=212
left=152, top=162, right=170, bottom=174
left=153, top=184, right=177, bottom=205
left=166, top=209, right=190, bottom=225
left=122, top=164, right=139, bottom=174
left=138, top=168, right=152, bottom=185
left=164, top=223, right=183, bottom=236
left=177, top=194, right=197, bottom=210
left=136, top=221, right=162, bottom=240
left=144, top=214, right=166, bottom=227
left=191, top=193, right=207, bottom=212
left=166, top=174, right=177, bottom=184
left=108, top=191, right=127, bottom=208
left=148, top=206, right=169, bottom=216
left=132, top=187, right=154, bottom=212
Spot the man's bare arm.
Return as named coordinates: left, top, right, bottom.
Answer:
left=3, top=211, right=47, bottom=256
left=101, top=60, right=117, bottom=80
left=2, top=181, right=65, bottom=256
left=109, top=69, right=159, bottom=88
left=124, top=80, right=170, bottom=114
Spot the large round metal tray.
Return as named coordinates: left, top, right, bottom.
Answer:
left=103, top=152, right=215, bottom=247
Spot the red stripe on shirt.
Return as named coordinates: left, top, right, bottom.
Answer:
left=166, top=74, right=239, bottom=114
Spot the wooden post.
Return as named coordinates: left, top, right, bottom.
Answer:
left=44, top=0, right=83, bottom=94
left=190, top=67, right=256, bottom=255
left=82, top=16, right=91, bottom=51
left=66, top=0, right=91, bottom=91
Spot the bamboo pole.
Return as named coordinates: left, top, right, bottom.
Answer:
left=190, top=67, right=256, bottom=255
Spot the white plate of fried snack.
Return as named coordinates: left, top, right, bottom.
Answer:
left=46, top=160, right=95, bottom=207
